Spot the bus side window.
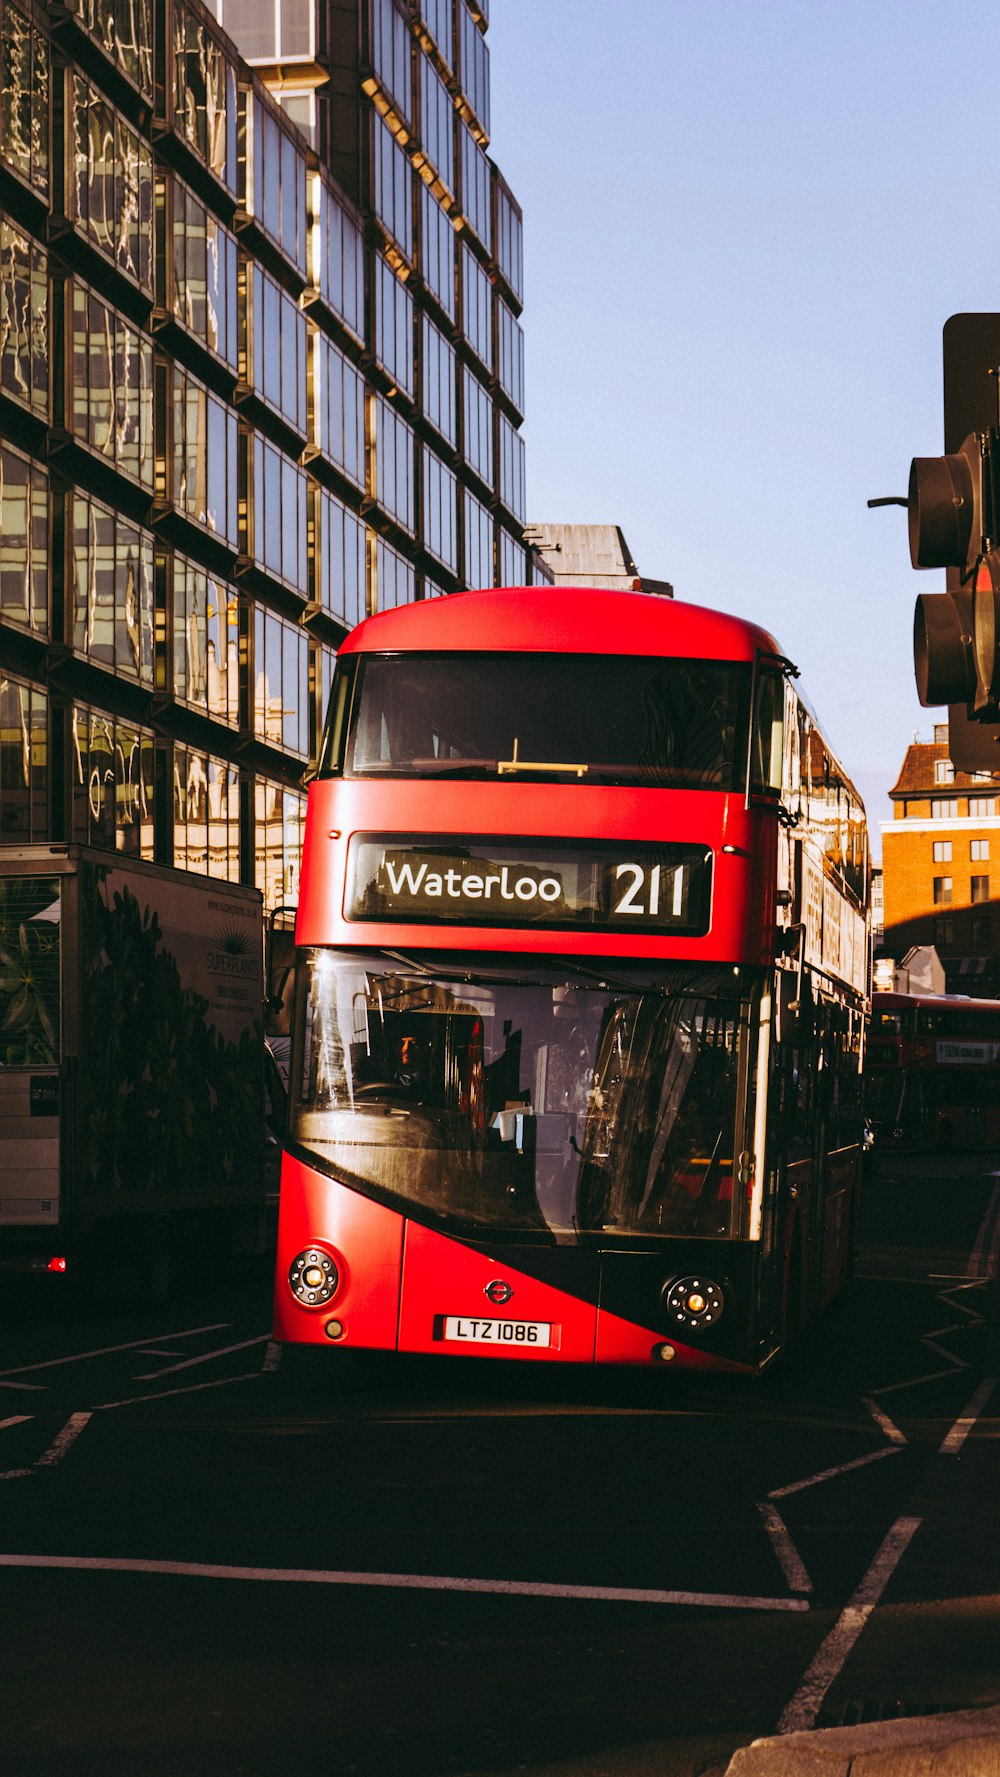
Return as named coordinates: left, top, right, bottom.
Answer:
left=751, top=670, right=784, bottom=795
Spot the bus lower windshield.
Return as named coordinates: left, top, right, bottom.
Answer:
left=290, top=952, right=758, bottom=1242
left=323, top=653, right=752, bottom=789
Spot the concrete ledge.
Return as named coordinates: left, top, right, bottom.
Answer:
left=725, top=1707, right=1000, bottom=1775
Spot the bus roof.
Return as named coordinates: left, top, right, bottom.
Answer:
left=873, top=991, right=1000, bottom=1015
left=339, top=586, right=783, bottom=662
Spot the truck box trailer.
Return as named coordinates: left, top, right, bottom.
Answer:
left=0, top=845, right=266, bottom=1300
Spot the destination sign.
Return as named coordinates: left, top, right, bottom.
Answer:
left=346, top=835, right=712, bottom=934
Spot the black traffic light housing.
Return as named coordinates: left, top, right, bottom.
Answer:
left=908, top=428, right=1000, bottom=720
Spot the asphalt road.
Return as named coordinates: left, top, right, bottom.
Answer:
left=1, top=1153, right=998, bottom=1777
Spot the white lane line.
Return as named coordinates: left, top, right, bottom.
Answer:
left=133, top=1335, right=269, bottom=1381
left=0, top=1324, right=230, bottom=1377
left=862, top=1398, right=907, bottom=1445
left=0, top=1553, right=810, bottom=1610
left=776, top=1515, right=921, bottom=1734
left=757, top=1503, right=812, bottom=1595
left=0, top=1469, right=33, bottom=1480
left=0, top=1416, right=32, bottom=1432
left=868, top=1364, right=967, bottom=1397
left=0, top=1381, right=48, bottom=1392
left=939, top=1376, right=996, bottom=1456
left=133, top=1350, right=188, bottom=1359
left=95, top=1371, right=263, bottom=1410
left=34, top=1412, right=93, bottom=1468
left=262, top=1342, right=282, bottom=1373
left=767, top=1445, right=902, bottom=1500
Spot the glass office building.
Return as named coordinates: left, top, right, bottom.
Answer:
left=0, top=0, right=540, bottom=909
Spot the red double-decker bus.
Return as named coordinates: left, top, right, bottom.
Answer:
left=273, top=587, right=870, bottom=1374
left=867, top=991, right=1000, bottom=1153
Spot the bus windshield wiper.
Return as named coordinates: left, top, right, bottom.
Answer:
left=498, top=739, right=588, bottom=778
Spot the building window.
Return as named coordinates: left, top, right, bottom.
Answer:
left=461, top=246, right=491, bottom=369
left=972, top=914, right=991, bottom=945
left=314, top=178, right=364, bottom=342
left=170, top=554, right=239, bottom=724
left=249, top=263, right=308, bottom=437
left=165, top=175, right=238, bottom=371
left=374, top=114, right=412, bottom=261
left=971, top=875, right=990, bottom=904
left=498, top=413, right=525, bottom=522
left=374, top=396, right=415, bottom=534
left=254, top=607, right=308, bottom=756
left=460, top=123, right=490, bottom=249
left=932, top=840, right=952, bottom=863
left=463, top=486, right=493, bottom=588
left=422, top=445, right=456, bottom=573
left=315, top=487, right=367, bottom=629
left=77, top=0, right=153, bottom=98
left=0, top=442, right=48, bottom=637
left=420, top=186, right=456, bottom=317
left=969, top=796, right=996, bottom=818
left=462, top=366, right=493, bottom=486
left=933, top=876, right=953, bottom=904
left=70, top=491, right=154, bottom=684
left=418, top=0, right=453, bottom=68
left=420, top=57, right=454, bottom=192
left=374, top=257, right=414, bottom=397
left=312, top=336, right=365, bottom=489
left=458, top=2, right=490, bottom=136
left=934, top=917, right=954, bottom=945
left=0, top=216, right=47, bottom=418
left=248, top=92, right=308, bottom=277
left=498, top=528, right=525, bottom=586
left=495, top=179, right=523, bottom=304
left=421, top=313, right=456, bottom=444
left=933, top=758, right=954, bottom=784
left=1, top=1, right=51, bottom=194
left=931, top=798, right=959, bottom=819
left=0, top=672, right=46, bottom=844
left=72, top=706, right=154, bottom=858
left=375, top=534, right=415, bottom=611
left=70, top=283, right=154, bottom=492
left=497, top=296, right=524, bottom=413
left=971, top=839, right=990, bottom=862
left=214, top=0, right=314, bottom=62
left=70, top=73, right=154, bottom=294
left=254, top=778, right=306, bottom=911
left=171, top=367, right=240, bottom=550
left=173, top=747, right=240, bottom=880
left=172, top=5, right=238, bottom=195
left=249, top=435, right=309, bottom=597
left=373, top=0, right=412, bottom=126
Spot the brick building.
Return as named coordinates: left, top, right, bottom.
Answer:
left=881, top=721, right=1000, bottom=993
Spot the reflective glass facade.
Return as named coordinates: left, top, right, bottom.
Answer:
left=0, top=0, right=536, bottom=910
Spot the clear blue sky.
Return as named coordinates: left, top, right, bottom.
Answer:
left=488, top=0, right=1000, bottom=858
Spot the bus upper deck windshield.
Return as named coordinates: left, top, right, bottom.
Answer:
left=321, top=653, right=753, bottom=790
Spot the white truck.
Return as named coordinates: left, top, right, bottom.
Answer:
left=0, top=845, right=266, bottom=1301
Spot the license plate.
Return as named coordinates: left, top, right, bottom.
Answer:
left=442, top=1316, right=552, bottom=1348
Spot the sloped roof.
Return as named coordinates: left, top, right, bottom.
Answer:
left=890, top=739, right=1000, bottom=798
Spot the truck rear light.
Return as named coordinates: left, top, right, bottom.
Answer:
left=289, top=1247, right=340, bottom=1307
left=47, top=1256, right=68, bottom=1273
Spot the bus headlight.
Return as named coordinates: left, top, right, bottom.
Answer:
left=663, top=1275, right=724, bottom=1329
left=289, top=1247, right=340, bottom=1307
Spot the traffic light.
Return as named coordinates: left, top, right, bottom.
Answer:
left=908, top=428, right=1000, bottom=716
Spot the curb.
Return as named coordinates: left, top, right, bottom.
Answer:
left=724, top=1707, right=1000, bottom=1774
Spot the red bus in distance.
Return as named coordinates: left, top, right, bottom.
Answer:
left=273, top=586, right=871, bottom=1374
left=867, top=991, right=1000, bottom=1153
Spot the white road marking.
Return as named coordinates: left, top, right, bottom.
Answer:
left=0, top=1381, right=47, bottom=1392
left=95, top=1372, right=264, bottom=1410
left=0, top=1416, right=32, bottom=1432
left=0, top=1469, right=33, bottom=1480
left=776, top=1515, right=921, bottom=1733
left=0, top=1324, right=230, bottom=1377
left=133, top=1350, right=188, bottom=1359
left=767, top=1445, right=902, bottom=1500
left=262, top=1342, right=282, bottom=1373
left=862, top=1398, right=907, bottom=1444
left=0, top=1552, right=810, bottom=1610
left=939, top=1376, right=996, bottom=1456
left=35, top=1412, right=93, bottom=1468
left=133, top=1335, right=270, bottom=1381
left=868, top=1364, right=967, bottom=1397
left=757, top=1503, right=811, bottom=1594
